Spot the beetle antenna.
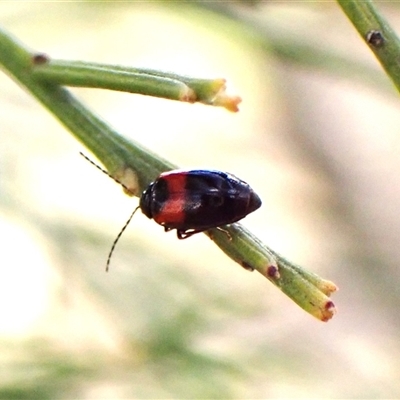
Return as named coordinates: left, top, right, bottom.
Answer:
left=80, top=152, right=140, bottom=271
left=106, top=205, right=140, bottom=272
left=79, top=152, right=132, bottom=194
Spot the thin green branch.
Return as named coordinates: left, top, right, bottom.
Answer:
left=32, top=58, right=241, bottom=112
left=337, top=0, right=400, bottom=92
left=34, top=59, right=196, bottom=101
left=0, top=26, right=337, bottom=321
left=0, top=29, right=173, bottom=188
left=208, top=225, right=337, bottom=321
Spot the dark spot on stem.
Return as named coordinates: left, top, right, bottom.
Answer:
left=325, top=300, right=335, bottom=310
left=366, top=30, right=385, bottom=48
left=267, top=265, right=280, bottom=279
left=32, top=53, right=50, bottom=65
left=241, top=262, right=254, bottom=271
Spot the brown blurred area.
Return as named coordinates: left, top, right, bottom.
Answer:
left=1, top=2, right=400, bottom=398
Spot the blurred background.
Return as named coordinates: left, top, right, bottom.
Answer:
left=1, top=1, right=400, bottom=398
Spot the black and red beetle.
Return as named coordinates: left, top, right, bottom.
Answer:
left=80, top=154, right=261, bottom=270
left=140, top=169, right=262, bottom=239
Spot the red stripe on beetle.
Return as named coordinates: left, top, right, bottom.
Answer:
left=153, top=172, right=187, bottom=226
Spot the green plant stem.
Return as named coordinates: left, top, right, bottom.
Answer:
left=209, top=226, right=337, bottom=321
left=337, top=0, right=400, bottom=92
left=0, top=26, right=337, bottom=321
left=37, top=64, right=195, bottom=101
left=0, top=28, right=173, bottom=188
left=31, top=59, right=236, bottom=106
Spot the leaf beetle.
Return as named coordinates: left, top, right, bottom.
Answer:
left=140, top=169, right=262, bottom=239
left=80, top=153, right=262, bottom=270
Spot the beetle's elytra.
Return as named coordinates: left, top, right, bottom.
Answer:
left=140, top=169, right=262, bottom=238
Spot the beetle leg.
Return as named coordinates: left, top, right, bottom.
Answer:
left=177, top=229, right=203, bottom=239
left=216, top=226, right=232, bottom=241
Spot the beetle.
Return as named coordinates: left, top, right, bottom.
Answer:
left=140, top=169, right=262, bottom=239
left=80, top=153, right=262, bottom=270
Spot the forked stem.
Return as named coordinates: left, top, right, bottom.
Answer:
left=0, top=26, right=337, bottom=321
